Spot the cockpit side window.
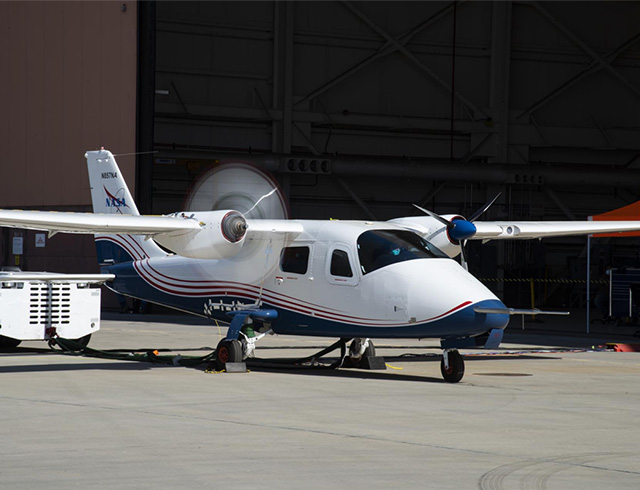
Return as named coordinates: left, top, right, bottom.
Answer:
left=330, top=249, right=353, bottom=277
left=357, top=230, right=447, bottom=274
left=280, top=246, right=310, bottom=275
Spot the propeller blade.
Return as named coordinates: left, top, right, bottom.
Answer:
left=411, top=204, right=454, bottom=230
left=469, top=192, right=502, bottom=222
left=459, top=239, right=469, bottom=271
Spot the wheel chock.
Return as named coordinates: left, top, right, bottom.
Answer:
left=224, top=362, right=247, bottom=373
left=360, top=356, right=386, bottom=370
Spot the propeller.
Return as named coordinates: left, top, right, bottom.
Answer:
left=468, top=192, right=502, bottom=222
left=413, top=192, right=501, bottom=270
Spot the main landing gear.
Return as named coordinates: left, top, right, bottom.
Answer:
left=214, top=338, right=243, bottom=371
left=441, top=349, right=465, bottom=383
left=345, top=338, right=377, bottom=368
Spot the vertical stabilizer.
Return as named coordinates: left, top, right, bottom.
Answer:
left=85, top=149, right=166, bottom=263
left=86, top=149, right=140, bottom=216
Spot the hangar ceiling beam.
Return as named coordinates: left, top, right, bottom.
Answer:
left=155, top=104, right=640, bottom=153
left=530, top=1, right=640, bottom=103
left=336, top=177, right=378, bottom=221
left=517, top=31, right=640, bottom=121
left=460, top=133, right=493, bottom=164
left=342, top=1, right=486, bottom=120
left=543, top=187, right=577, bottom=221
left=295, top=1, right=460, bottom=108
left=405, top=182, right=447, bottom=216
left=328, top=158, right=640, bottom=188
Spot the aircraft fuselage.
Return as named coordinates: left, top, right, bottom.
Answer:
left=102, top=219, right=509, bottom=340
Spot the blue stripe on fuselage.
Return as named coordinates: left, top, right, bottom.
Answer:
left=103, top=262, right=509, bottom=339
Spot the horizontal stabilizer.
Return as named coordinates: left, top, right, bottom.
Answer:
left=474, top=306, right=570, bottom=316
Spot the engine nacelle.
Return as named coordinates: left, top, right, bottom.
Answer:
left=155, top=210, right=247, bottom=259
left=421, top=227, right=463, bottom=259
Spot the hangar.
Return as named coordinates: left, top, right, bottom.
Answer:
left=2, top=1, right=640, bottom=310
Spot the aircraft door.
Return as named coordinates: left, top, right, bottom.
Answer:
left=326, top=244, right=359, bottom=286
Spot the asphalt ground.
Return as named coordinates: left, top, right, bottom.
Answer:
left=1, top=311, right=639, bottom=489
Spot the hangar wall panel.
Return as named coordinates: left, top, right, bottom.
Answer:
left=0, top=1, right=137, bottom=279
left=0, top=1, right=138, bottom=208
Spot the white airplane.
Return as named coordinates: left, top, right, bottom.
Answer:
left=2, top=149, right=640, bottom=382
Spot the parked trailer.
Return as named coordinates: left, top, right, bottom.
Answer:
left=0, top=272, right=114, bottom=348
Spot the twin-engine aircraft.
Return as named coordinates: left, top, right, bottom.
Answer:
left=2, top=149, right=640, bottom=382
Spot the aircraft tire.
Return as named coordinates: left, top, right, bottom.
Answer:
left=0, top=335, right=22, bottom=349
left=347, top=339, right=376, bottom=367
left=363, top=340, right=376, bottom=358
left=215, top=339, right=243, bottom=371
left=440, top=350, right=464, bottom=383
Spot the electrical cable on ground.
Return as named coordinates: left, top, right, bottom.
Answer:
left=50, top=337, right=217, bottom=367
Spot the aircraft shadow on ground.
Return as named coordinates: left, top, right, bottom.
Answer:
left=242, top=362, right=446, bottom=384
left=0, top=361, right=168, bottom=374
left=0, top=344, right=558, bottom=378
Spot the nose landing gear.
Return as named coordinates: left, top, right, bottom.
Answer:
left=441, top=349, right=465, bottom=383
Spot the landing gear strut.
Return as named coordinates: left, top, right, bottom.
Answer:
left=441, top=349, right=465, bottom=383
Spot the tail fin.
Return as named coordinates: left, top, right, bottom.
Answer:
left=86, top=149, right=166, bottom=264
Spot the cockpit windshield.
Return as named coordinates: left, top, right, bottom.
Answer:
left=357, top=229, right=448, bottom=274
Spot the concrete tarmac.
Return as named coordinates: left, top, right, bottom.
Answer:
left=1, top=312, right=639, bottom=489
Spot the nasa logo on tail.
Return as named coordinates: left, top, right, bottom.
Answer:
left=104, top=186, right=129, bottom=213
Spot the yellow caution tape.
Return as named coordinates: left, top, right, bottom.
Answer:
left=385, top=363, right=403, bottom=370
left=478, top=278, right=608, bottom=285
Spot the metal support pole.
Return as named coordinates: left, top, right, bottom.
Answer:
left=136, top=0, right=156, bottom=215
left=489, top=1, right=512, bottom=164
left=587, top=236, right=591, bottom=334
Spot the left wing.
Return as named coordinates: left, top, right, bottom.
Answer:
left=0, top=210, right=200, bottom=235
left=0, top=210, right=304, bottom=238
left=472, top=220, right=640, bottom=240
left=0, top=209, right=304, bottom=260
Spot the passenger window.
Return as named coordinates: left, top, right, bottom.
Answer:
left=330, top=250, right=353, bottom=277
left=280, top=246, right=310, bottom=274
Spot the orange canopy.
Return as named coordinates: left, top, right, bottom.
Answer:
left=590, top=200, right=640, bottom=237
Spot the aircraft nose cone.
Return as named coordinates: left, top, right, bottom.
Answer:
left=474, top=299, right=510, bottom=330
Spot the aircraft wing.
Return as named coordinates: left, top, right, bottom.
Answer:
left=472, top=220, right=640, bottom=240
left=246, top=219, right=304, bottom=236
left=0, top=210, right=304, bottom=238
left=0, top=210, right=201, bottom=235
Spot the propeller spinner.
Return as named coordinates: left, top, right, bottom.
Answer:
left=412, top=192, right=501, bottom=270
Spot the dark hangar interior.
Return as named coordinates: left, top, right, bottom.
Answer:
left=2, top=1, right=640, bottom=309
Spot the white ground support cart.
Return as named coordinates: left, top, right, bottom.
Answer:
left=0, top=272, right=114, bottom=348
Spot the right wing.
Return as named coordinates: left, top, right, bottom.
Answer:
left=472, top=220, right=640, bottom=240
